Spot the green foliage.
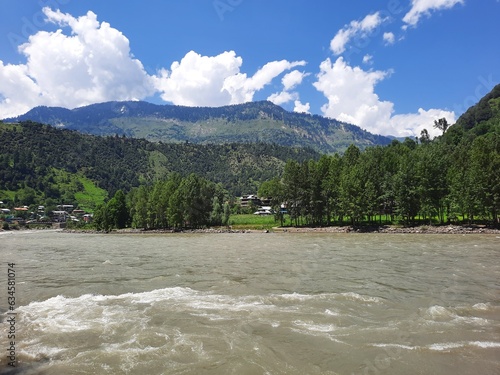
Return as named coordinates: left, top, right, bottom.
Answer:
left=93, top=203, right=112, bottom=232
left=106, top=190, right=129, bottom=229
left=269, top=129, right=499, bottom=227
left=73, top=176, right=108, bottom=211
left=2, top=84, right=499, bottom=229
left=127, top=173, right=229, bottom=230
left=228, top=214, right=277, bottom=230
left=8, top=100, right=393, bottom=154
left=255, top=84, right=500, bottom=227
left=454, top=84, right=500, bottom=131
left=0, top=121, right=319, bottom=207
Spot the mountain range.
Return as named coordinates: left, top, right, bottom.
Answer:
left=1, top=83, right=498, bottom=212
left=5, top=101, right=392, bottom=154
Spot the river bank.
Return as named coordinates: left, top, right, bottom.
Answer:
left=59, top=224, right=500, bottom=235
left=274, top=224, right=500, bottom=234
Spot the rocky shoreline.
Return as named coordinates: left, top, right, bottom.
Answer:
left=274, top=224, right=500, bottom=234
left=60, top=224, right=500, bottom=235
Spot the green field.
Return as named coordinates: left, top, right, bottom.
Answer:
left=73, top=176, right=108, bottom=212
left=228, top=214, right=279, bottom=230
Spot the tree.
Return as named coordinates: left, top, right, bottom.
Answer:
left=222, top=203, right=231, bottom=226
left=210, top=196, right=223, bottom=226
left=393, top=149, right=420, bottom=224
left=129, top=185, right=150, bottom=229
left=339, top=145, right=364, bottom=225
left=258, top=177, right=285, bottom=225
left=108, top=190, right=129, bottom=229
left=167, top=188, right=185, bottom=228
left=468, top=134, right=500, bottom=225
left=282, top=160, right=303, bottom=226
left=433, top=118, right=449, bottom=135
left=419, top=129, right=431, bottom=144
left=93, top=203, right=113, bottom=232
left=322, top=154, right=342, bottom=225
left=415, top=143, right=450, bottom=224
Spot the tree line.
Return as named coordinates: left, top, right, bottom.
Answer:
left=0, top=121, right=319, bottom=207
left=258, top=131, right=500, bottom=227
left=93, top=173, right=231, bottom=231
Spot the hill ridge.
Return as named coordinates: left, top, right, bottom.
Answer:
left=5, top=100, right=392, bottom=153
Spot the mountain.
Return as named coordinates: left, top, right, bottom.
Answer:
left=0, top=121, right=320, bottom=209
left=454, top=83, right=500, bottom=133
left=443, top=83, right=500, bottom=144
left=5, top=101, right=392, bottom=153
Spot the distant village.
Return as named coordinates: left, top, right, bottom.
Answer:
left=0, top=201, right=92, bottom=228
left=239, top=195, right=274, bottom=215
left=0, top=194, right=279, bottom=229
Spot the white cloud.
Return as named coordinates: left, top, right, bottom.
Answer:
left=314, top=57, right=393, bottom=132
left=267, top=91, right=297, bottom=106
left=0, top=61, right=42, bottom=118
left=154, top=53, right=306, bottom=106
left=403, top=0, right=464, bottom=28
left=267, top=69, right=310, bottom=112
left=0, top=8, right=307, bottom=118
left=153, top=50, right=241, bottom=107
left=330, top=12, right=386, bottom=55
left=222, top=59, right=306, bottom=104
left=362, top=54, right=373, bottom=64
left=0, top=7, right=154, bottom=118
left=313, top=57, right=454, bottom=137
left=383, top=32, right=396, bottom=45
left=293, top=100, right=310, bottom=114
left=390, top=108, right=456, bottom=138
left=0, top=7, right=456, bottom=138
left=282, top=70, right=308, bottom=91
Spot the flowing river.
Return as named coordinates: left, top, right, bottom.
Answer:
left=0, top=230, right=499, bottom=374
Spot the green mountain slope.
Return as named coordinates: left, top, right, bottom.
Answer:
left=455, top=83, right=500, bottom=131
left=0, top=121, right=320, bottom=209
left=443, top=83, right=500, bottom=144
left=5, top=101, right=392, bottom=153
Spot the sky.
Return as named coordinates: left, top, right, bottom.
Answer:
left=0, top=0, right=499, bottom=137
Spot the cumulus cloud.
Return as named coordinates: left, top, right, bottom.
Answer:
left=330, top=12, right=387, bottom=55
left=154, top=54, right=311, bottom=109
left=403, top=0, right=464, bottom=28
left=153, top=51, right=241, bottom=107
left=390, top=108, right=456, bottom=138
left=293, top=100, right=310, bottom=114
left=313, top=57, right=454, bottom=137
left=0, top=61, right=42, bottom=118
left=282, top=70, right=308, bottom=91
left=222, top=60, right=306, bottom=104
left=154, top=52, right=306, bottom=106
left=362, top=54, right=373, bottom=65
left=0, top=7, right=456, bottom=138
left=267, top=69, right=310, bottom=113
left=0, top=8, right=305, bottom=118
left=0, top=7, right=154, bottom=119
left=313, top=57, right=393, bottom=131
left=383, top=32, right=396, bottom=45
left=267, top=91, right=297, bottom=106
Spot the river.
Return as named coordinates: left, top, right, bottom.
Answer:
left=0, top=230, right=499, bottom=374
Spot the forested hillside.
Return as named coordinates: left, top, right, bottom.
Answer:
left=1, top=84, right=498, bottom=229
left=256, top=84, right=500, bottom=227
left=6, top=101, right=392, bottom=154
left=0, top=121, right=319, bottom=210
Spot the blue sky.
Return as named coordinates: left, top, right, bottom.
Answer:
left=0, top=0, right=499, bottom=137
